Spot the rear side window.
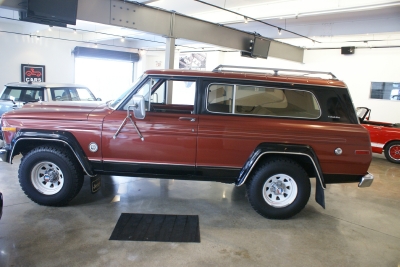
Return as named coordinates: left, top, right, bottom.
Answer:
left=207, top=83, right=320, bottom=119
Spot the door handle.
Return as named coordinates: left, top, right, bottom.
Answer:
left=179, top=117, right=196, bottom=122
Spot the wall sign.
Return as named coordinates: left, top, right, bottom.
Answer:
left=21, top=64, right=45, bottom=82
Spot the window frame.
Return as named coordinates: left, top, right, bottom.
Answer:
left=206, top=82, right=322, bottom=120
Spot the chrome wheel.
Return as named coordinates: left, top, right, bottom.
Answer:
left=31, top=161, right=64, bottom=195
left=262, top=174, right=298, bottom=208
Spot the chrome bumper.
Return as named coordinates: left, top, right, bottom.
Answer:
left=0, top=148, right=8, bottom=162
left=358, top=172, right=374, bottom=188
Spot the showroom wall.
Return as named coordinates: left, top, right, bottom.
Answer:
left=0, top=22, right=76, bottom=85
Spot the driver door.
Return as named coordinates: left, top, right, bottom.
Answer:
left=101, top=77, right=198, bottom=177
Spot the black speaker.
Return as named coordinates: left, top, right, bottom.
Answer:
left=341, top=46, right=355, bottom=55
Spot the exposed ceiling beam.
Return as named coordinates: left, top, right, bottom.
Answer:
left=79, top=0, right=304, bottom=62
left=0, top=0, right=304, bottom=62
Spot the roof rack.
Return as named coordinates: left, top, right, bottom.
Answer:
left=212, top=65, right=337, bottom=80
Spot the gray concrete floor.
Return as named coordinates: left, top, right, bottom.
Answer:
left=0, top=154, right=399, bottom=267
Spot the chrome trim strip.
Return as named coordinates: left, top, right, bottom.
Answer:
left=196, top=165, right=241, bottom=169
left=371, top=142, right=384, bottom=148
left=358, top=172, right=373, bottom=188
left=88, top=159, right=102, bottom=162
left=11, top=137, right=95, bottom=177
left=102, top=159, right=194, bottom=167
left=205, top=82, right=322, bottom=120
left=236, top=151, right=326, bottom=189
left=232, top=84, right=237, bottom=114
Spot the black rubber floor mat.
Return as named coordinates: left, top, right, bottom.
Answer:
left=109, top=213, right=200, bottom=243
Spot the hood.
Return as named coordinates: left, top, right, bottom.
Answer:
left=3, top=101, right=107, bottom=121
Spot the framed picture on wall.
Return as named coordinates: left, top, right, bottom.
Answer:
left=21, top=64, right=46, bottom=82
left=179, top=53, right=207, bottom=70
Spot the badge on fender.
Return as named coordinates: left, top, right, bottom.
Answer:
left=89, top=142, right=98, bottom=152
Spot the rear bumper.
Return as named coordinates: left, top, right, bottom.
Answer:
left=358, top=172, right=374, bottom=188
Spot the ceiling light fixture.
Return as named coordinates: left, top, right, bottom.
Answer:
left=278, top=28, right=281, bottom=35
left=244, top=16, right=248, bottom=24
left=121, top=36, right=125, bottom=42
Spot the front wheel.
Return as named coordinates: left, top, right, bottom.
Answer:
left=18, top=145, right=84, bottom=206
left=384, top=141, right=400, bottom=164
left=246, top=157, right=311, bottom=219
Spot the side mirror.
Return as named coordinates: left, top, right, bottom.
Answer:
left=129, top=95, right=146, bottom=119
left=96, top=98, right=102, bottom=101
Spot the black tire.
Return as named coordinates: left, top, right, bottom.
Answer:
left=18, top=145, right=84, bottom=206
left=246, top=157, right=311, bottom=219
left=384, top=141, right=400, bottom=164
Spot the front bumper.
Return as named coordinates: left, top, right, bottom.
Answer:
left=358, top=172, right=374, bottom=187
left=0, top=148, right=8, bottom=162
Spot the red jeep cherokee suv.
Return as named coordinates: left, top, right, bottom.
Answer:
left=0, top=65, right=373, bottom=219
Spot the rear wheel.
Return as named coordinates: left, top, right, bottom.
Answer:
left=246, top=157, right=311, bottom=219
left=18, top=145, right=84, bottom=206
left=384, top=141, right=400, bottom=164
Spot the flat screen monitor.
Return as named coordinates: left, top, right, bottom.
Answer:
left=20, top=0, right=78, bottom=26
left=251, top=37, right=271, bottom=59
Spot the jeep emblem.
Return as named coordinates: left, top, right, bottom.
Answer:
left=89, top=142, right=98, bottom=152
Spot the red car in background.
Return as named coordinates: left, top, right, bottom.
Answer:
left=357, top=107, right=400, bottom=164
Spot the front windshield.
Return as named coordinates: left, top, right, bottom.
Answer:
left=109, top=74, right=145, bottom=109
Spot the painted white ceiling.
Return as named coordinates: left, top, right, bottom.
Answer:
left=0, top=0, right=399, bottom=51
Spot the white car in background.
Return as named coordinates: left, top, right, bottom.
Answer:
left=0, top=82, right=101, bottom=146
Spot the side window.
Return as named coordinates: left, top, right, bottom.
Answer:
left=51, top=88, right=70, bottom=101
left=122, top=78, right=196, bottom=113
left=207, top=84, right=234, bottom=113
left=206, top=83, right=320, bottom=119
left=235, top=86, right=288, bottom=115
left=170, top=80, right=196, bottom=105
left=76, top=88, right=96, bottom=101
